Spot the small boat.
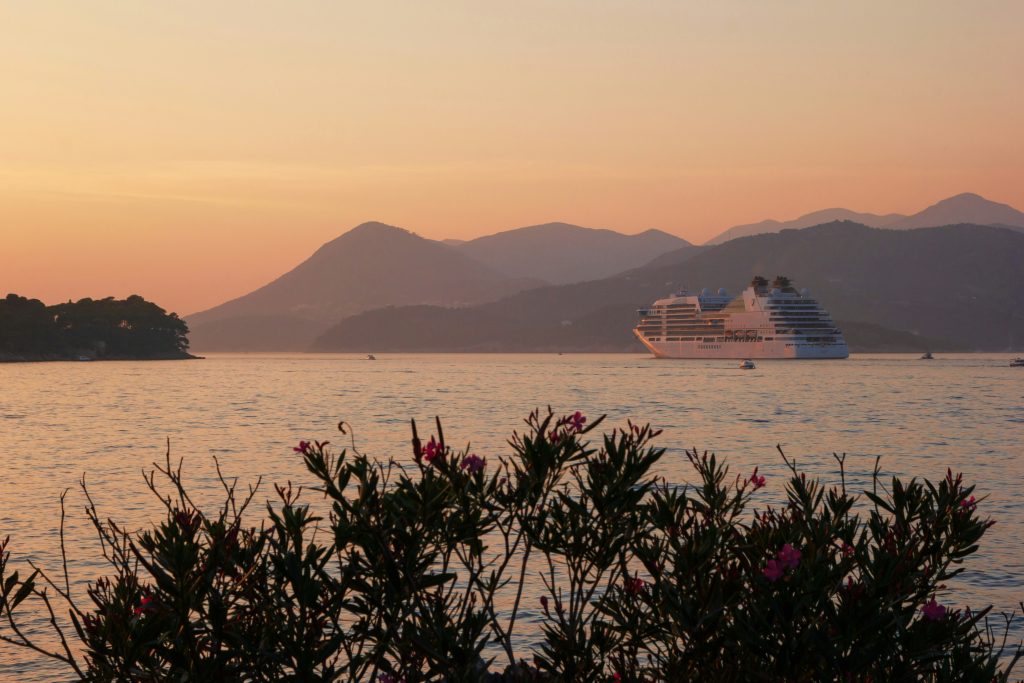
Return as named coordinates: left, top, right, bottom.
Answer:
left=920, top=352, right=934, bottom=360
left=1011, top=357, right=1024, bottom=367
left=366, top=354, right=376, bottom=361
left=739, top=359, right=756, bottom=370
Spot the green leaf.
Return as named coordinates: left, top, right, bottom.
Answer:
left=9, top=571, right=38, bottom=610
left=416, top=572, right=456, bottom=590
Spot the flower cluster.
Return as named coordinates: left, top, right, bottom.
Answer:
left=423, top=436, right=443, bottom=465
left=624, top=575, right=646, bottom=595
left=922, top=598, right=947, bottom=621
left=762, top=543, right=802, bottom=582
left=0, top=410, right=1013, bottom=682
left=460, top=453, right=485, bottom=474
left=548, top=410, right=588, bottom=443
left=748, top=467, right=766, bottom=490
left=132, top=594, right=156, bottom=617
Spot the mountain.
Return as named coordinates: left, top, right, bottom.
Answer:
left=186, top=222, right=542, bottom=351
left=889, top=193, right=1024, bottom=230
left=313, top=222, right=1024, bottom=353
left=705, top=193, right=1024, bottom=244
left=707, top=209, right=903, bottom=245
left=452, top=222, right=691, bottom=284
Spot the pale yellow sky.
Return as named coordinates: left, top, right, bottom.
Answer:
left=2, top=1, right=1023, bottom=315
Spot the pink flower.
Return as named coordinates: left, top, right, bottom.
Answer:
left=423, top=436, right=442, bottom=465
left=293, top=440, right=310, bottom=453
left=133, top=595, right=155, bottom=616
left=841, top=542, right=854, bottom=557
left=960, top=496, right=977, bottom=511
left=922, top=598, right=946, bottom=621
left=548, top=429, right=562, bottom=444
left=611, top=674, right=623, bottom=683
left=749, top=467, right=766, bottom=490
left=460, top=454, right=485, bottom=474
left=762, top=558, right=784, bottom=582
left=778, top=543, right=802, bottom=569
left=624, top=576, right=645, bottom=595
left=569, top=411, right=587, bottom=432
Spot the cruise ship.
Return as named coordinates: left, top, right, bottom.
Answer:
left=634, top=276, right=849, bottom=359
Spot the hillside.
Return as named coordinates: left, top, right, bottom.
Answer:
left=313, top=223, right=1024, bottom=353
left=708, top=209, right=902, bottom=245
left=186, top=222, right=542, bottom=351
left=453, top=222, right=690, bottom=284
left=705, top=193, right=1024, bottom=244
left=888, top=193, right=1024, bottom=230
left=1, top=294, right=194, bottom=361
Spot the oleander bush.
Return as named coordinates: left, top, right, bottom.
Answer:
left=1, top=410, right=1020, bottom=681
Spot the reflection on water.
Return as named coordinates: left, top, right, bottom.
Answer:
left=1, top=353, right=1022, bottom=678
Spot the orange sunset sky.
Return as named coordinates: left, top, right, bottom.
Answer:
left=2, top=1, right=1023, bottom=316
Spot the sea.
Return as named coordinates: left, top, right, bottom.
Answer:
left=1, top=353, right=1022, bottom=679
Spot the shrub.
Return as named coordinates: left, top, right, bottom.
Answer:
left=1, top=409, right=1019, bottom=681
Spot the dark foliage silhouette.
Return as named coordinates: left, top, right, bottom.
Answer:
left=1, top=411, right=1019, bottom=680
left=0, top=293, right=191, bottom=360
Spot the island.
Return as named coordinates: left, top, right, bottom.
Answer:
left=0, top=293, right=196, bottom=362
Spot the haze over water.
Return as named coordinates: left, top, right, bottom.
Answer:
left=1, top=353, right=1022, bottom=678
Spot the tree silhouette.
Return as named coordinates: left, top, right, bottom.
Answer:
left=0, top=294, right=191, bottom=360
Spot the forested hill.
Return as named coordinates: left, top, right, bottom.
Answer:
left=312, top=223, right=1024, bottom=353
left=0, top=294, right=195, bottom=361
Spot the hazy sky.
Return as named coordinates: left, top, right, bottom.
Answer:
left=3, top=1, right=1023, bottom=315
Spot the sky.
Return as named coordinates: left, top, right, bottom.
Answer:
left=2, top=1, right=1023, bottom=316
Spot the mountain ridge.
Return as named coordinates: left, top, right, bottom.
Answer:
left=313, top=222, right=1024, bottom=353
left=187, top=222, right=543, bottom=351
left=186, top=220, right=694, bottom=351
left=706, top=193, right=1024, bottom=244
left=451, top=222, right=691, bottom=284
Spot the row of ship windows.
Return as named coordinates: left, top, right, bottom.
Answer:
left=646, top=337, right=840, bottom=344
left=640, top=326, right=836, bottom=334
left=647, top=337, right=775, bottom=342
left=644, top=314, right=829, bottom=321
left=645, top=335, right=839, bottom=342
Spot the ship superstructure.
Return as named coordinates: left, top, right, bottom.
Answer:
left=634, top=276, right=848, bottom=359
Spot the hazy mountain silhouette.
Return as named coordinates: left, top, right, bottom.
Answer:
left=452, top=222, right=691, bottom=284
left=888, top=193, right=1024, bottom=230
left=708, top=209, right=903, bottom=245
left=187, top=222, right=543, bottom=350
left=705, top=193, right=1024, bottom=244
left=313, top=222, right=1024, bottom=353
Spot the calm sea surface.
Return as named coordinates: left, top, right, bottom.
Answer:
left=1, top=353, right=1022, bottom=679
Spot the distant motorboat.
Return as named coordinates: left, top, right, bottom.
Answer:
left=739, top=359, right=756, bottom=370
left=77, top=355, right=93, bottom=362
left=1011, top=357, right=1024, bottom=367
left=921, top=351, right=934, bottom=360
left=366, top=354, right=376, bottom=361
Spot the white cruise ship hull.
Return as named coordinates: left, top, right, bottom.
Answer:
left=635, top=277, right=849, bottom=360
left=635, top=331, right=849, bottom=359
